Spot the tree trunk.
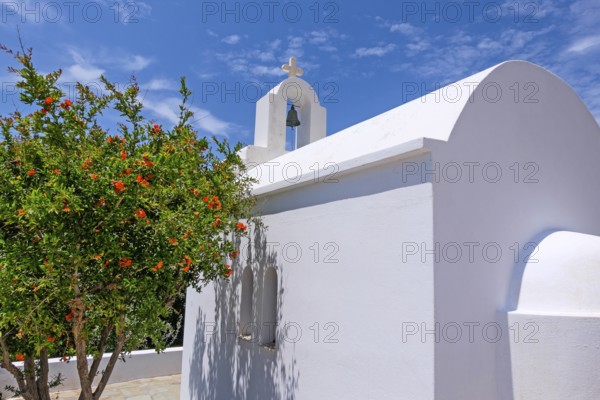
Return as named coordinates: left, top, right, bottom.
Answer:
left=23, top=357, right=40, bottom=400
left=0, top=336, right=32, bottom=400
left=92, top=318, right=126, bottom=400
left=36, top=349, right=52, bottom=400
left=72, top=296, right=94, bottom=400
left=77, top=324, right=112, bottom=400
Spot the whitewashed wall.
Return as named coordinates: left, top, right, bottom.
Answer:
left=180, top=154, right=436, bottom=400
left=431, top=61, right=600, bottom=400
left=181, top=61, right=600, bottom=400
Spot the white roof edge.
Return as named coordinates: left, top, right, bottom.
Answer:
left=247, top=60, right=553, bottom=193
left=252, top=138, right=436, bottom=197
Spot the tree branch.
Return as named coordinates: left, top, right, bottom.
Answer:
left=0, top=335, right=29, bottom=399
left=88, top=324, right=112, bottom=380
left=72, top=294, right=93, bottom=400
left=37, top=348, right=51, bottom=400
left=93, top=315, right=126, bottom=400
left=23, top=356, right=39, bottom=400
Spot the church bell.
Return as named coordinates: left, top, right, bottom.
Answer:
left=286, top=104, right=301, bottom=127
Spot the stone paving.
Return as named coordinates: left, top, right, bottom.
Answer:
left=43, top=374, right=181, bottom=400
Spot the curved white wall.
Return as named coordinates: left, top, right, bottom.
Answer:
left=516, top=231, right=600, bottom=313
left=431, top=60, right=600, bottom=400
left=509, top=231, right=600, bottom=400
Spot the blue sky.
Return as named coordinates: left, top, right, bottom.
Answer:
left=1, top=0, right=599, bottom=146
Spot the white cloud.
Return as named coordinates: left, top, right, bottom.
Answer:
left=254, top=50, right=275, bottom=62
left=477, top=38, right=503, bottom=51
left=390, top=23, right=419, bottom=36
left=406, top=40, right=430, bottom=53
left=250, top=65, right=286, bottom=77
left=354, top=43, right=396, bottom=57
left=222, top=35, right=241, bottom=45
left=119, top=54, right=153, bottom=71
left=309, top=31, right=329, bottom=45
left=141, top=97, right=241, bottom=137
left=567, top=35, right=600, bottom=54
left=319, top=45, right=338, bottom=52
left=267, top=39, right=282, bottom=50
left=288, top=37, right=304, bottom=49
left=63, top=64, right=105, bottom=82
left=58, top=48, right=105, bottom=83
left=307, top=29, right=346, bottom=52
left=140, top=78, right=178, bottom=91
left=284, top=36, right=305, bottom=58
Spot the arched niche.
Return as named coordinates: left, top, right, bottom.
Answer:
left=239, top=267, right=254, bottom=339
left=261, top=267, right=278, bottom=347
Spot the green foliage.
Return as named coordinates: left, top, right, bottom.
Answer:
left=0, top=45, right=254, bottom=398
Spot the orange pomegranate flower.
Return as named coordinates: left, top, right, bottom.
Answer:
left=135, top=174, right=150, bottom=188
left=236, top=222, right=248, bottom=232
left=142, top=155, right=153, bottom=167
left=168, top=238, right=179, bottom=246
left=124, top=168, right=132, bottom=175
left=27, top=169, right=36, bottom=176
left=63, top=205, right=71, bottom=213
left=224, top=264, right=232, bottom=277
left=113, top=181, right=126, bottom=193
left=106, top=136, right=113, bottom=143
left=65, top=310, right=74, bottom=321
left=119, top=257, right=132, bottom=268
left=152, top=261, right=164, bottom=272
left=190, top=189, right=200, bottom=197
left=53, top=169, right=61, bottom=175
left=47, top=337, right=56, bottom=343
left=17, top=209, right=26, bottom=216
left=207, top=196, right=222, bottom=210
left=151, top=124, right=161, bottom=134
left=120, top=151, right=127, bottom=159
left=212, top=215, right=221, bottom=227
left=44, top=96, right=53, bottom=105
left=16, top=353, right=25, bottom=361
left=90, top=173, right=98, bottom=180
left=82, top=158, right=92, bottom=170
left=134, top=208, right=147, bottom=219
left=230, top=250, right=239, bottom=259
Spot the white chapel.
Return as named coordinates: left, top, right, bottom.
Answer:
left=180, top=58, right=600, bottom=400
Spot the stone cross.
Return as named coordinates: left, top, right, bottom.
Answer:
left=282, top=56, right=304, bottom=78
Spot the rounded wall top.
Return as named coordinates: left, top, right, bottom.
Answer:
left=516, top=231, right=600, bottom=314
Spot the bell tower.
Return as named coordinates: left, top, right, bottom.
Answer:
left=238, top=57, right=327, bottom=165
